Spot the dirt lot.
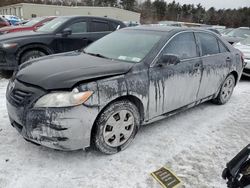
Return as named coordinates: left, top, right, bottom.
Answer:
left=0, top=78, right=250, bottom=188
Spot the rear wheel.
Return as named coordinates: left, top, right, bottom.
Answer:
left=20, top=50, right=46, bottom=64
left=93, top=100, right=140, bottom=154
left=213, top=74, right=235, bottom=105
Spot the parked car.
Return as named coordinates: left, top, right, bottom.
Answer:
left=18, top=19, right=30, bottom=25
left=6, top=27, right=244, bottom=154
left=1, top=15, right=21, bottom=25
left=0, top=16, right=10, bottom=28
left=203, top=28, right=221, bottom=35
left=0, top=16, right=56, bottom=35
left=0, top=16, right=126, bottom=71
left=123, top=21, right=140, bottom=27
left=234, top=37, right=250, bottom=77
left=224, top=27, right=250, bottom=44
left=220, top=28, right=234, bottom=36
left=222, top=144, right=250, bottom=188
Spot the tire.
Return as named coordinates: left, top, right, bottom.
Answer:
left=93, top=100, right=140, bottom=154
left=20, top=50, right=46, bottom=64
left=212, top=74, right=235, bottom=105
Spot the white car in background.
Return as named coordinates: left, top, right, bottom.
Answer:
left=234, top=37, right=250, bottom=77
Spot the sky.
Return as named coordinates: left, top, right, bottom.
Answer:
left=166, top=0, right=250, bottom=10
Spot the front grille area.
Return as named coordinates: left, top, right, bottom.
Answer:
left=10, top=88, right=33, bottom=106
left=7, top=79, right=46, bottom=108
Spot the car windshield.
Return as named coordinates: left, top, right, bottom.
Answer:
left=227, top=28, right=250, bottom=38
left=84, top=30, right=163, bottom=63
left=37, top=17, right=68, bottom=33
left=24, top=17, right=45, bottom=26
left=240, top=37, right=250, bottom=46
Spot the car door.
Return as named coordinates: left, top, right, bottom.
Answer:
left=195, top=32, right=232, bottom=99
left=88, top=19, right=112, bottom=43
left=148, top=32, right=202, bottom=118
left=56, top=18, right=91, bottom=52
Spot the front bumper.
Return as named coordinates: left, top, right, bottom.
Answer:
left=0, top=49, right=17, bottom=70
left=6, top=80, right=99, bottom=151
left=243, top=59, right=250, bottom=77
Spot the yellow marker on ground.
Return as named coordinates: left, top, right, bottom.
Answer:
left=151, top=166, right=182, bottom=188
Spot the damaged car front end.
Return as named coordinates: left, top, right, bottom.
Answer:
left=6, top=77, right=100, bottom=150
left=6, top=26, right=244, bottom=154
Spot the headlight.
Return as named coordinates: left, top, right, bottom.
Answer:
left=34, top=88, right=93, bottom=108
left=1, top=43, right=18, bottom=49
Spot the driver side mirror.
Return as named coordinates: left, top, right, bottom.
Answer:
left=158, top=54, right=180, bottom=66
left=62, top=28, right=72, bottom=37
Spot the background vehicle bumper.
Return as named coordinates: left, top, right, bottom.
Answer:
left=243, top=59, right=250, bottom=77
left=6, top=100, right=99, bottom=151
left=0, top=49, right=17, bottom=70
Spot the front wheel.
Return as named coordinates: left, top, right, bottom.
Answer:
left=20, top=50, right=46, bottom=64
left=93, top=100, right=140, bottom=154
left=213, top=74, right=235, bottom=105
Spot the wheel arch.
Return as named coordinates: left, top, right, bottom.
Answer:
left=230, top=71, right=238, bottom=85
left=16, top=43, right=54, bottom=64
left=90, top=94, right=145, bottom=146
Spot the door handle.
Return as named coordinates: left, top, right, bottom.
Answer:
left=226, top=57, right=231, bottom=62
left=194, top=63, right=201, bottom=68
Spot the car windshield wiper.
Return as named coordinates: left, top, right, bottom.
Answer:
left=83, top=51, right=110, bottom=59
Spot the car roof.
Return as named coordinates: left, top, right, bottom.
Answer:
left=55, top=16, right=124, bottom=23
left=124, top=25, right=217, bottom=34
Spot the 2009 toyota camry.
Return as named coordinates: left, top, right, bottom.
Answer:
left=6, top=26, right=244, bottom=154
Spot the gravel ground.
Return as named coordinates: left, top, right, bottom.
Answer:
left=0, top=78, right=249, bottom=188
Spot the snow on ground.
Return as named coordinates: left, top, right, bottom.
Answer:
left=0, top=78, right=250, bottom=188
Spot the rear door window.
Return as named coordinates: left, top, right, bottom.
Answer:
left=163, top=32, right=198, bottom=60
left=91, top=20, right=110, bottom=32
left=197, top=33, right=220, bottom=56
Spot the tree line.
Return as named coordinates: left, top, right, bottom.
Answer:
left=0, top=0, right=250, bottom=27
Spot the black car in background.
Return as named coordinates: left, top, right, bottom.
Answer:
left=0, top=16, right=125, bottom=71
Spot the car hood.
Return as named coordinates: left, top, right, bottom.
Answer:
left=0, top=25, right=30, bottom=31
left=0, top=30, right=48, bottom=41
left=16, top=51, right=134, bottom=90
left=234, top=43, right=250, bottom=59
